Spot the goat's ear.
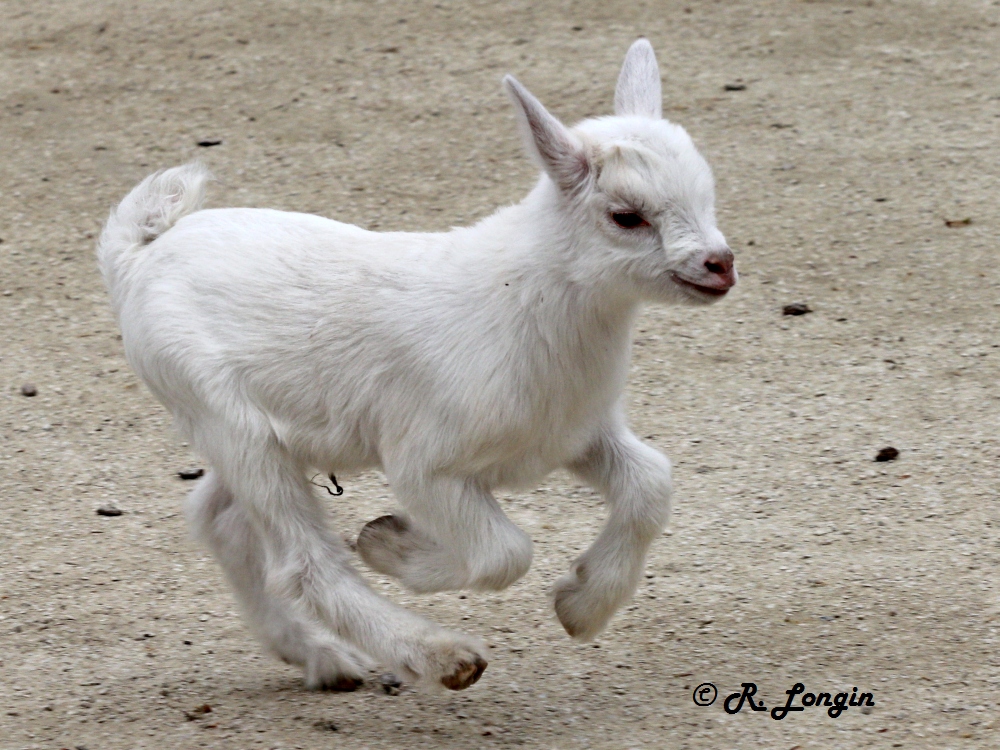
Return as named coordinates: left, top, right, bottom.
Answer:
left=614, top=38, right=662, bottom=119
left=503, top=75, right=590, bottom=193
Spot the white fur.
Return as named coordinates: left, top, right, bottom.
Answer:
left=97, top=39, right=736, bottom=690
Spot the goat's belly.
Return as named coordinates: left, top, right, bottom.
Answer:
left=487, top=456, right=564, bottom=490
left=450, top=426, right=598, bottom=489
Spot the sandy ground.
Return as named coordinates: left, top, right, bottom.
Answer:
left=1, top=0, right=999, bottom=748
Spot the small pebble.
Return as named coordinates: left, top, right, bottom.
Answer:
left=96, top=506, right=123, bottom=517
left=724, top=82, right=746, bottom=91
left=782, top=303, right=812, bottom=316
left=20, top=383, right=37, bottom=397
left=875, top=447, right=899, bottom=462
left=184, top=704, right=212, bottom=721
left=379, top=672, right=402, bottom=695
left=944, top=217, right=971, bottom=227
left=178, top=468, right=205, bottom=480
left=196, top=139, right=222, bottom=147
left=313, top=720, right=338, bottom=731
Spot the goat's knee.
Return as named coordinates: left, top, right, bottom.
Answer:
left=467, top=522, right=533, bottom=591
left=468, top=522, right=533, bottom=591
left=627, top=448, right=672, bottom=539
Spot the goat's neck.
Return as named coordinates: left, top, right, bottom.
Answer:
left=462, top=177, right=640, bottom=366
left=488, top=177, right=636, bottom=317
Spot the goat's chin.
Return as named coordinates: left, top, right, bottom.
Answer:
left=669, top=274, right=732, bottom=305
left=675, top=285, right=728, bottom=306
left=641, top=275, right=728, bottom=306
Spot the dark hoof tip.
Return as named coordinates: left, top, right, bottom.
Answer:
left=356, top=515, right=411, bottom=572
left=319, top=675, right=363, bottom=692
left=441, top=657, right=488, bottom=691
left=360, top=514, right=408, bottom=535
left=379, top=672, right=403, bottom=695
left=357, top=515, right=408, bottom=551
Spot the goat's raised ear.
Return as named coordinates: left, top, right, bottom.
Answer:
left=614, top=38, right=662, bottom=119
left=503, top=75, right=589, bottom=193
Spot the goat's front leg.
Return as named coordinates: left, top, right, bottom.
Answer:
left=357, top=475, right=533, bottom=593
left=555, top=425, right=672, bottom=639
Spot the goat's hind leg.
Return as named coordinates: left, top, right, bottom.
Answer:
left=205, top=441, right=487, bottom=691
left=185, top=471, right=369, bottom=690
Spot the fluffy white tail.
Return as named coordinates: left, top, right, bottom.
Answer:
left=97, top=162, right=210, bottom=298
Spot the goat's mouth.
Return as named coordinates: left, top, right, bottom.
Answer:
left=670, top=273, right=731, bottom=297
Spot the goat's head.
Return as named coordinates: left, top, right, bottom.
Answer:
left=503, top=39, right=736, bottom=305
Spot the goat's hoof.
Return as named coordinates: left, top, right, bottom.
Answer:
left=441, top=655, right=488, bottom=691
left=299, top=638, right=370, bottom=692
left=312, top=674, right=364, bottom=692
left=379, top=672, right=403, bottom=695
left=553, top=565, right=614, bottom=641
left=357, top=514, right=413, bottom=576
left=361, top=514, right=409, bottom=536
left=553, top=577, right=587, bottom=638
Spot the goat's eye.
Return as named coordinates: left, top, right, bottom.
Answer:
left=611, top=212, right=648, bottom=229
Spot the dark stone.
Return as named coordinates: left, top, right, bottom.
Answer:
left=96, top=506, right=123, bottom=517
left=875, top=447, right=899, bottom=462
left=184, top=704, right=212, bottom=721
left=178, top=468, right=205, bottom=480
left=782, top=303, right=812, bottom=316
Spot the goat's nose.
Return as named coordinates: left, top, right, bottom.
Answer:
left=702, top=248, right=737, bottom=290
left=704, top=249, right=734, bottom=276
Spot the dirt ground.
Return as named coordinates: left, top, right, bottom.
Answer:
left=1, top=0, right=998, bottom=748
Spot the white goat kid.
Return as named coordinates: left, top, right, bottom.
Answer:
left=97, top=39, right=736, bottom=692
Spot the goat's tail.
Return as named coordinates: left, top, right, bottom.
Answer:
left=97, top=162, right=210, bottom=297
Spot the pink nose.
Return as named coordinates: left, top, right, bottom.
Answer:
left=703, top=249, right=737, bottom=288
